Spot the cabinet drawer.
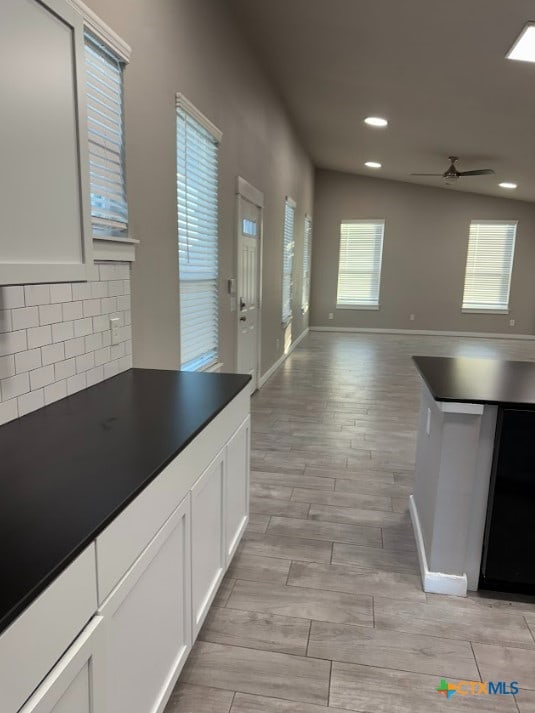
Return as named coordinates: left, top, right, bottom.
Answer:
left=96, top=387, right=249, bottom=603
left=0, top=545, right=97, bottom=713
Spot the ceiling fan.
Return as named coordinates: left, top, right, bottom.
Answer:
left=411, top=156, right=495, bottom=182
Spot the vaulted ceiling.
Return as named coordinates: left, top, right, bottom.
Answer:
left=227, top=0, right=535, bottom=202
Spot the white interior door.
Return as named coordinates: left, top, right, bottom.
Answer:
left=237, top=194, right=261, bottom=392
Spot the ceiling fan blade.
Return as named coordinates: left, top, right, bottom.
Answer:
left=458, top=169, right=495, bottom=176
left=411, top=173, right=443, bottom=176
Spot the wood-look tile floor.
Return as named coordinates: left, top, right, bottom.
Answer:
left=167, top=332, right=535, bottom=713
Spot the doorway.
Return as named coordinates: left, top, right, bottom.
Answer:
left=236, top=178, right=263, bottom=393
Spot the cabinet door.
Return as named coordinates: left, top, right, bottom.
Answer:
left=18, top=617, right=105, bottom=713
left=225, top=416, right=250, bottom=562
left=100, top=495, right=191, bottom=713
left=191, top=449, right=226, bottom=637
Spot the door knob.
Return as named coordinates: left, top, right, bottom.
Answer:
left=240, top=316, right=246, bottom=322
left=240, top=297, right=246, bottom=311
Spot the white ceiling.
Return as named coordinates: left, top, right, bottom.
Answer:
left=227, top=0, right=535, bottom=202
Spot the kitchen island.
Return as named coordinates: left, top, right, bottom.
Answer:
left=0, top=368, right=250, bottom=713
left=410, top=356, right=535, bottom=598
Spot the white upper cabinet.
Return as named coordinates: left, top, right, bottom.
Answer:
left=0, top=0, right=93, bottom=284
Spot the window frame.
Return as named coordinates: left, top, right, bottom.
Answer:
left=461, top=220, right=518, bottom=314
left=72, top=0, right=137, bottom=262
left=336, top=219, right=385, bottom=310
left=176, top=93, right=222, bottom=373
left=301, top=215, right=313, bottom=314
left=281, top=197, right=296, bottom=325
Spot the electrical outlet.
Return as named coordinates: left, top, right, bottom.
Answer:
left=410, top=313, right=415, bottom=321
left=110, top=317, right=121, bottom=345
left=509, top=319, right=516, bottom=327
left=328, top=313, right=334, bottom=320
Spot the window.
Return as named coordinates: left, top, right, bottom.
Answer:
left=462, top=221, right=517, bottom=312
left=336, top=220, right=385, bottom=308
left=176, top=95, right=222, bottom=371
left=84, top=31, right=128, bottom=238
left=302, top=215, right=313, bottom=313
left=282, top=198, right=296, bottom=323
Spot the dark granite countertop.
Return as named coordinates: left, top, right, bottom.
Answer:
left=413, top=356, right=535, bottom=406
left=0, top=368, right=250, bottom=635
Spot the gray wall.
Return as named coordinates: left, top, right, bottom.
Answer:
left=311, top=169, right=535, bottom=335
left=85, top=0, right=314, bottom=375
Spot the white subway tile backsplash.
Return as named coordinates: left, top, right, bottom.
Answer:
left=0, top=355, right=15, bottom=379
left=27, top=325, right=52, bottom=349
left=44, top=380, right=67, bottom=405
left=30, top=365, right=55, bottom=391
left=62, top=301, right=83, bottom=321
left=41, top=343, right=65, bottom=366
left=55, top=358, right=76, bottom=381
left=64, top=337, right=85, bottom=359
left=83, top=299, right=101, bottom=317
left=15, top=349, right=42, bottom=374
left=94, top=346, right=111, bottom=366
left=86, top=365, right=104, bottom=387
left=76, top=352, right=95, bottom=374
left=73, top=318, right=92, bottom=338
left=0, top=398, right=18, bottom=425
left=103, top=360, right=120, bottom=379
left=49, top=283, right=73, bottom=304
left=39, top=304, right=63, bottom=326
left=92, top=315, right=109, bottom=333
left=2, top=372, right=30, bottom=400
left=90, top=281, right=108, bottom=298
left=12, top=307, right=39, bottom=331
left=52, top=321, right=74, bottom=343
left=0, top=263, right=131, bottom=426
left=0, top=330, right=27, bottom=357
left=84, top=333, right=103, bottom=353
left=0, top=286, right=25, bottom=309
left=67, top=373, right=87, bottom=395
left=72, top=282, right=92, bottom=301
left=116, top=295, right=130, bottom=311
left=101, top=297, right=117, bottom=314
left=0, top=310, right=13, bottom=333
left=18, top=389, right=45, bottom=416
left=24, top=285, right=51, bottom=307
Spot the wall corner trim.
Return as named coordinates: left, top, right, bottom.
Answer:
left=259, top=328, right=309, bottom=389
left=310, top=326, right=535, bottom=341
left=409, top=495, right=468, bottom=597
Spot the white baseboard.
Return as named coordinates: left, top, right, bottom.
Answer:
left=259, top=328, right=309, bottom=388
left=310, top=326, right=535, bottom=341
left=409, top=495, right=468, bottom=597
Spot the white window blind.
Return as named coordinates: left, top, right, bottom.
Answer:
left=462, top=221, right=517, bottom=312
left=336, top=220, right=384, bottom=307
left=282, top=198, right=296, bottom=323
left=302, top=215, right=312, bottom=313
left=84, top=31, right=128, bottom=238
left=177, top=100, right=221, bottom=372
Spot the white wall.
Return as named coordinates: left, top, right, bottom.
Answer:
left=311, top=169, right=535, bottom=335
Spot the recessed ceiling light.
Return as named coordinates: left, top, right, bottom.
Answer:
left=365, top=161, right=382, bottom=169
left=507, top=23, right=535, bottom=62
left=364, top=117, right=388, bottom=127
left=499, top=182, right=518, bottom=189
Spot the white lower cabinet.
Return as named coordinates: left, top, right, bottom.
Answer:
left=6, top=398, right=250, bottom=713
left=18, top=616, right=106, bottom=713
left=225, top=417, right=250, bottom=562
left=99, top=495, right=191, bottom=713
left=191, top=449, right=226, bottom=637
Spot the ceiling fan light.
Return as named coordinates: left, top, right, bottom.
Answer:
left=499, top=182, right=518, bottom=189
left=507, top=23, right=535, bottom=62
left=365, top=161, right=382, bottom=169
left=364, top=117, right=388, bottom=127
